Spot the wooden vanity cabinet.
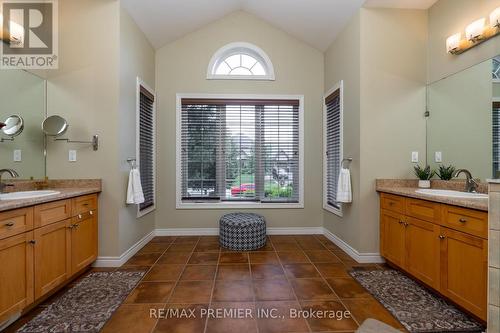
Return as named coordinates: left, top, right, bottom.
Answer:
left=0, top=193, right=98, bottom=323
left=380, top=193, right=488, bottom=320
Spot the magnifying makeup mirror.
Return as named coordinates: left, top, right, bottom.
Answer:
left=1, top=115, right=24, bottom=140
left=42, top=115, right=98, bottom=151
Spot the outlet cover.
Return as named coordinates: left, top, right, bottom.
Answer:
left=69, top=150, right=77, bottom=162
left=13, top=149, right=21, bottom=162
left=411, top=151, right=419, bottom=163
left=435, top=151, right=442, bottom=163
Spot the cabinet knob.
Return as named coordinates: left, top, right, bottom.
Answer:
left=459, top=218, right=467, bottom=223
left=404, top=222, right=409, bottom=227
left=399, top=220, right=404, bottom=225
left=4, top=221, right=14, bottom=227
left=89, top=210, right=93, bottom=216
left=28, top=240, right=36, bottom=244
left=439, top=235, right=445, bottom=239
left=78, top=214, right=82, bottom=219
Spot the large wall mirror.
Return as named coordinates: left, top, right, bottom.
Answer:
left=0, top=69, right=46, bottom=179
left=427, top=56, right=500, bottom=181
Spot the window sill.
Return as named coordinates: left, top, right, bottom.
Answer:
left=323, top=203, right=342, bottom=217
left=176, top=201, right=304, bottom=210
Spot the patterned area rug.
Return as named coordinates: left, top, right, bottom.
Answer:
left=17, top=271, right=145, bottom=333
left=350, top=270, right=484, bottom=333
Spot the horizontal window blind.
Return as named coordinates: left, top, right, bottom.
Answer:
left=180, top=98, right=300, bottom=203
left=139, top=85, right=155, bottom=212
left=493, top=102, right=500, bottom=178
left=325, top=89, right=341, bottom=209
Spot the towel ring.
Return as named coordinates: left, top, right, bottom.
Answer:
left=341, top=158, right=353, bottom=168
left=126, top=158, right=137, bottom=169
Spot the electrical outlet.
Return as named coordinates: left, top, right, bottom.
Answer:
left=435, top=151, right=442, bottom=163
left=411, top=151, right=419, bottom=163
left=69, top=150, right=77, bottom=162
left=13, top=149, right=21, bottom=162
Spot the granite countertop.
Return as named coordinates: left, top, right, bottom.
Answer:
left=376, top=180, right=488, bottom=212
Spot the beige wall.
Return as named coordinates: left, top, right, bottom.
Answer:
left=155, top=11, right=324, bottom=230
left=428, top=60, right=492, bottom=180
left=118, top=7, right=156, bottom=253
left=323, top=8, right=427, bottom=254
left=428, top=0, right=500, bottom=83
left=0, top=70, right=45, bottom=179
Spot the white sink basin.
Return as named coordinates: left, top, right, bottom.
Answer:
left=0, top=190, right=60, bottom=200
left=416, top=189, right=488, bottom=199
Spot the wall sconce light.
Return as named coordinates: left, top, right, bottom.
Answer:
left=447, top=8, right=500, bottom=55
left=465, top=18, right=486, bottom=42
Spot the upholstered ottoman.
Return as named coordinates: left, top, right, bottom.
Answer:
left=219, top=213, right=266, bottom=251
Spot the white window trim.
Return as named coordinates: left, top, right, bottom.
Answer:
left=206, top=42, right=275, bottom=81
left=323, top=80, right=344, bottom=217
left=136, top=77, right=156, bottom=218
left=176, top=93, right=304, bottom=209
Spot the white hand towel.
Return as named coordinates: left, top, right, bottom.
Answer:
left=337, top=167, right=352, bottom=203
left=126, top=169, right=145, bottom=204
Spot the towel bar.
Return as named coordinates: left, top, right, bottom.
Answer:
left=341, top=158, right=353, bottom=168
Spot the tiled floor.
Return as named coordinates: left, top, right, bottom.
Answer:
left=5, top=235, right=405, bottom=333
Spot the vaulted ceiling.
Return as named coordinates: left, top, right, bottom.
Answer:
left=122, top=0, right=439, bottom=51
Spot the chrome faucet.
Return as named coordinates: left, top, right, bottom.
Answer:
left=0, top=169, right=19, bottom=193
left=453, top=169, right=478, bottom=193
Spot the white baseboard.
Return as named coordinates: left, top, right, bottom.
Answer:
left=94, top=227, right=381, bottom=267
left=93, top=230, right=155, bottom=267
left=322, top=228, right=384, bottom=264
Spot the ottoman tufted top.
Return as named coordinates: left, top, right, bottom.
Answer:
left=220, top=212, right=265, bottom=228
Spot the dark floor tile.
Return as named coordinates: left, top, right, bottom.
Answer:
left=255, top=300, right=310, bottom=333
left=153, top=303, right=208, bottom=333
left=219, top=252, right=249, bottom=264
left=143, top=264, right=184, bottom=282
left=273, top=242, right=302, bottom=251
left=269, top=235, right=298, bottom=243
left=197, top=236, right=219, bottom=243
left=125, top=252, right=163, bottom=266
left=167, top=242, right=197, bottom=252
left=277, top=251, right=309, bottom=264
left=249, top=252, right=279, bottom=264
left=173, top=236, right=200, bottom=243
left=169, top=280, right=213, bottom=303
left=343, top=298, right=404, bottom=330
left=314, top=263, right=351, bottom=278
left=125, top=282, right=175, bottom=303
left=213, top=280, right=253, bottom=302
left=300, top=300, right=358, bottom=332
left=180, top=265, right=217, bottom=280
left=253, top=278, right=295, bottom=301
left=256, top=242, right=275, bottom=251
left=194, top=242, right=221, bottom=252
left=290, top=278, right=338, bottom=301
left=314, top=235, right=330, bottom=244
left=333, top=251, right=358, bottom=265
left=150, top=236, right=176, bottom=243
left=251, top=264, right=285, bottom=280
left=217, top=264, right=251, bottom=280
left=157, top=251, right=192, bottom=265
left=326, top=277, right=371, bottom=299
left=137, top=242, right=170, bottom=254
left=188, top=252, right=219, bottom=265
left=284, top=263, right=321, bottom=279
left=296, top=240, right=326, bottom=250
left=206, top=302, right=258, bottom=333
left=304, top=250, right=341, bottom=263
left=101, top=303, right=162, bottom=333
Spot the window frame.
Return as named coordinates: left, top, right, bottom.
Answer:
left=323, top=80, right=344, bottom=217
left=176, top=93, right=304, bottom=209
left=206, top=42, right=275, bottom=81
left=136, top=77, right=156, bottom=218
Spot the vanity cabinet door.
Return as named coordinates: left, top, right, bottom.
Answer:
left=440, top=227, right=487, bottom=320
left=70, top=212, right=97, bottom=274
left=34, top=219, right=71, bottom=299
left=0, top=232, right=34, bottom=322
left=405, top=217, right=440, bottom=289
left=380, top=209, right=406, bottom=268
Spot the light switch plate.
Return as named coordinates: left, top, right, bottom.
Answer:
left=13, top=149, right=21, bottom=162
left=411, top=151, right=419, bottom=163
left=435, top=151, right=442, bottom=163
left=69, top=150, right=77, bottom=162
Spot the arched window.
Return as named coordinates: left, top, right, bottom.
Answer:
left=207, top=42, right=275, bottom=80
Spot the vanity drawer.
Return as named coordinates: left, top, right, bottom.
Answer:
left=441, top=206, right=488, bottom=239
left=405, top=198, right=441, bottom=223
left=72, top=194, right=97, bottom=216
left=0, top=207, right=34, bottom=240
left=380, top=193, right=405, bottom=214
left=34, top=199, right=72, bottom=228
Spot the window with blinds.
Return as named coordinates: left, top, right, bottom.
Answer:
left=323, top=82, right=343, bottom=214
left=137, top=82, right=155, bottom=216
left=179, top=97, right=301, bottom=205
left=493, top=102, right=500, bottom=178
